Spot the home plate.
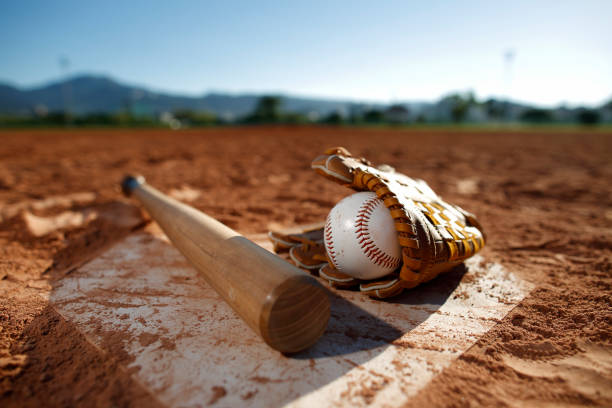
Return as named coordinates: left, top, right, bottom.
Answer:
left=50, top=224, right=531, bottom=407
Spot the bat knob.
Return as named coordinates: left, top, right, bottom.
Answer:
left=121, top=175, right=146, bottom=196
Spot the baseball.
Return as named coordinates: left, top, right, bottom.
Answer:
left=324, top=191, right=401, bottom=280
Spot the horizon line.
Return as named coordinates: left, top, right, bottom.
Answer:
left=1, top=71, right=609, bottom=110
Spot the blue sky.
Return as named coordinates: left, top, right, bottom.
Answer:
left=1, top=1, right=610, bottom=106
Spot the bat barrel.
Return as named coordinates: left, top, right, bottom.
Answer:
left=121, top=175, right=330, bottom=353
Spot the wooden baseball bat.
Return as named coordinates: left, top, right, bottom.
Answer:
left=121, top=175, right=330, bottom=353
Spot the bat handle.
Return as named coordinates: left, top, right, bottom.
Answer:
left=121, top=174, right=146, bottom=196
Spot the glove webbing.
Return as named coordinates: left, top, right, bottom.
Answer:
left=352, top=168, right=429, bottom=288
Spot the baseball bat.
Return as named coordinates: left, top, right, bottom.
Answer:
left=121, top=175, right=330, bottom=353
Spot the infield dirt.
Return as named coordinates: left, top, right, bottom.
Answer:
left=0, top=126, right=611, bottom=407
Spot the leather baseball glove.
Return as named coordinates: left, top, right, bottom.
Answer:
left=269, top=147, right=486, bottom=299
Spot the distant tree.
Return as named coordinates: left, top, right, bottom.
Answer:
left=577, top=109, right=600, bottom=125
left=73, top=113, right=116, bottom=126
left=484, top=98, right=506, bottom=120
left=173, top=109, right=194, bottom=122
left=321, top=112, right=343, bottom=125
left=348, top=113, right=363, bottom=124
left=363, top=109, right=384, bottom=123
left=283, top=112, right=309, bottom=124
left=245, top=95, right=282, bottom=123
left=520, top=108, right=553, bottom=123
left=448, top=93, right=474, bottom=123
left=173, top=109, right=217, bottom=126
left=385, top=104, right=410, bottom=124
left=415, top=114, right=427, bottom=124
left=43, top=111, right=73, bottom=125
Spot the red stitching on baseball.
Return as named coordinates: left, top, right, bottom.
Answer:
left=325, top=214, right=339, bottom=266
left=355, top=195, right=401, bottom=270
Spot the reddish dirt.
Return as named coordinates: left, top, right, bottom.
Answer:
left=0, top=126, right=611, bottom=407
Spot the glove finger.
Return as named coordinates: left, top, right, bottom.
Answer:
left=289, top=244, right=328, bottom=272
left=268, top=231, right=299, bottom=252
left=267, top=223, right=324, bottom=253
left=311, top=153, right=354, bottom=185
left=360, top=278, right=404, bottom=299
left=319, top=264, right=360, bottom=289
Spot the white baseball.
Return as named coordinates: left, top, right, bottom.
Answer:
left=324, top=191, right=401, bottom=280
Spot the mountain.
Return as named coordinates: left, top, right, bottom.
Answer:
left=0, top=75, right=384, bottom=119
left=0, top=84, right=32, bottom=113
left=2, top=75, right=609, bottom=124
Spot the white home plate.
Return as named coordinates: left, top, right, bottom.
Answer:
left=51, top=225, right=531, bottom=407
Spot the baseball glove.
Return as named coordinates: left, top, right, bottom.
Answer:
left=269, top=147, right=486, bottom=299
